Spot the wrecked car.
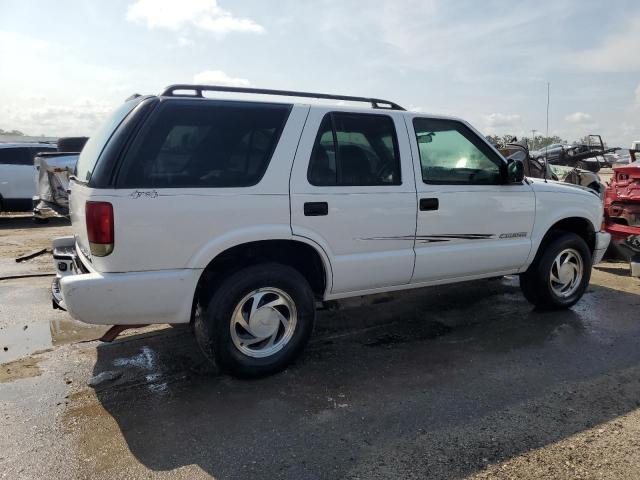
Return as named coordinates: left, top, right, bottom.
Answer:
left=500, top=142, right=605, bottom=195
left=604, top=157, right=640, bottom=277
left=33, top=137, right=87, bottom=220
left=534, top=135, right=620, bottom=172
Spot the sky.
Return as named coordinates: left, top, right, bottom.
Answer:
left=0, top=0, right=639, bottom=147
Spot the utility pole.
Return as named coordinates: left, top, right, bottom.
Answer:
left=531, top=129, right=538, bottom=151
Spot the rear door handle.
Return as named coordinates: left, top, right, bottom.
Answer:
left=304, top=202, right=328, bottom=216
left=419, top=198, right=439, bottom=211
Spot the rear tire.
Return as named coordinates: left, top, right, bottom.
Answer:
left=520, top=232, right=592, bottom=310
left=194, top=263, right=315, bottom=378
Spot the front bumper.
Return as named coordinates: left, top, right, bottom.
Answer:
left=592, top=231, right=611, bottom=265
left=52, top=236, right=202, bottom=325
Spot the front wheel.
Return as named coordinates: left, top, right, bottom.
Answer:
left=194, top=263, right=316, bottom=378
left=520, top=232, right=592, bottom=310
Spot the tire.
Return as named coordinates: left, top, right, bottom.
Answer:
left=520, top=232, right=592, bottom=310
left=194, top=262, right=316, bottom=378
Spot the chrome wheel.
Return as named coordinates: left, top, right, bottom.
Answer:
left=230, top=287, right=297, bottom=358
left=549, top=248, right=584, bottom=298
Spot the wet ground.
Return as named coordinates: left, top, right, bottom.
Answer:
left=1, top=214, right=640, bottom=479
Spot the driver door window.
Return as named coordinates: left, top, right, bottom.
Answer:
left=413, top=118, right=502, bottom=185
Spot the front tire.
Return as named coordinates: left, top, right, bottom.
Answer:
left=194, top=263, right=315, bottom=378
left=520, top=232, right=592, bottom=310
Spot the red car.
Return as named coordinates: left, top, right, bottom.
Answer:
left=604, top=158, right=640, bottom=276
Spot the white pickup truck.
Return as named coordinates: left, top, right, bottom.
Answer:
left=52, top=85, right=610, bottom=377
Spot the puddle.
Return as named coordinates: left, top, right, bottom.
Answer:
left=0, top=318, right=109, bottom=364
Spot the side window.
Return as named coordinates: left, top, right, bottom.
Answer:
left=118, top=101, right=291, bottom=188
left=0, top=148, right=32, bottom=165
left=413, top=118, right=503, bottom=185
left=308, top=112, right=401, bottom=186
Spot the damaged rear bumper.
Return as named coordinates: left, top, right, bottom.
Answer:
left=604, top=223, right=640, bottom=277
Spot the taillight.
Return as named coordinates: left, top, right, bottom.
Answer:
left=86, top=201, right=114, bottom=256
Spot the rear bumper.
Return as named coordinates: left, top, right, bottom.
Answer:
left=603, top=223, right=640, bottom=276
left=52, top=236, right=202, bottom=325
left=592, top=231, right=611, bottom=265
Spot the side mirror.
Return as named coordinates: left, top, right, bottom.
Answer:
left=507, top=158, right=525, bottom=183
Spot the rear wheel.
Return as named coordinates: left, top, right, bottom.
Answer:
left=520, top=232, right=592, bottom=309
left=194, top=263, right=315, bottom=378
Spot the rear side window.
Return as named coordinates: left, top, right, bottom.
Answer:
left=0, top=147, right=32, bottom=165
left=117, top=101, right=291, bottom=188
left=75, top=99, right=141, bottom=183
left=308, top=112, right=401, bottom=186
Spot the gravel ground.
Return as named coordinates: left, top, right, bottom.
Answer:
left=1, top=214, right=639, bottom=479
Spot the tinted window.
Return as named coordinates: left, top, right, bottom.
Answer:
left=118, top=101, right=291, bottom=188
left=30, top=147, right=56, bottom=158
left=308, top=113, right=401, bottom=186
left=413, top=118, right=503, bottom=185
left=0, top=147, right=31, bottom=165
left=75, top=99, right=141, bottom=183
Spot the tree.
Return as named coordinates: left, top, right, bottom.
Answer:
left=522, top=135, right=567, bottom=150
left=486, top=134, right=518, bottom=148
left=0, top=128, right=25, bottom=136
left=574, top=135, right=607, bottom=148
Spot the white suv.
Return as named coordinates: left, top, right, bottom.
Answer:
left=0, top=143, right=56, bottom=212
left=52, top=85, right=610, bottom=377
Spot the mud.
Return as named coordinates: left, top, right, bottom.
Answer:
left=0, top=354, right=43, bottom=383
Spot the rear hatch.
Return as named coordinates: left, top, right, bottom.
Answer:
left=69, top=97, right=150, bottom=260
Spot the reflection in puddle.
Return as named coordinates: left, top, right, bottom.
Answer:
left=0, top=322, right=52, bottom=364
left=0, top=317, right=108, bottom=364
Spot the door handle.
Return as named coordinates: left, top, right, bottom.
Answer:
left=419, top=198, right=439, bottom=211
left=304, top=202, right=328, bottom=216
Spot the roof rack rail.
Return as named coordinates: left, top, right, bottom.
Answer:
left=159, top=84, right=405, bottom=111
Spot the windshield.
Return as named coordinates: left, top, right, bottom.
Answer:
left=75, top=99, right=140, bottom=183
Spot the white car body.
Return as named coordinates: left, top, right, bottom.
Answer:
left=52, top=91, right=610, bottom=326
left=0, top=143, right=56, bottom=211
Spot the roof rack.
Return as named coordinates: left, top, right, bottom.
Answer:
left=159, top=84, right=405, bottom=111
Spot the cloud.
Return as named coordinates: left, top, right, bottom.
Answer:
left=3, top=98, right=115, bottom=137
left=570, top=15, right=640, bottom=72
left=193, top=70, right=251, bottom=87
left=177, top=36, right=194, bottom=47
left=565, top=112, right=592, bottom=124
left=483, top=113, right=522, bottom=128
left=126, top=0, right=264, bottom=35
left=635, top=84, right=640, bottom=104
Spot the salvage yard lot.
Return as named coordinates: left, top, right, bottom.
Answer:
left=1, top=215, right=640, bottom=479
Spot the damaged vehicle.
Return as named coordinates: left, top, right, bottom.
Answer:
left=535, top=135, right=620, bottom=172
left=500, top=141, right=605, bottom=195
left=33, top=137, right=87, bottom=220
left=51, top=85, right=610, bottom=378
left=604, top=155, right=640, bottom=277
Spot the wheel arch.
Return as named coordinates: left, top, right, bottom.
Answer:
left=530, top=216, right=597, bottom=267
left=192, top=238, right=333, bottom=320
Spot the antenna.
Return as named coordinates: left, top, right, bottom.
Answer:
left=544, top=82, right=550, bottom=183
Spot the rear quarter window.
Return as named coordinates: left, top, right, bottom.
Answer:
left=75, top=99, right=141, bottom=183
left=117, top=100, right=291, bottom=188
left=0, top=147, right=31, bottom=165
